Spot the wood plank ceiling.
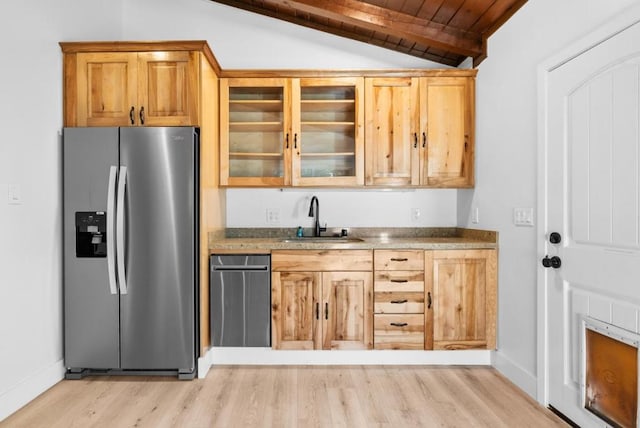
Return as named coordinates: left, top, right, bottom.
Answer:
left=209, top=0, right=527, bottom=67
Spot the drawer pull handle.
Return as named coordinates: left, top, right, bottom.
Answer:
left=316, top=302, right=319, bottom=320
left=390, top=258, right=408, bottom=262
left=390, top=279, right=408, bottom=283
left=427, top=292, right=432, bottom=309
left=390, top=322, right=408, bottom=327
left=390, top=299, right=408, bottom=304
left=325, top=302, right=329, bottom=320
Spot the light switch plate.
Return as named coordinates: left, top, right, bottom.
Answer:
left=8, top=184, right=22, bottom=205
left=471, top=207, right=479, bottom=224
left=513, top=207, right=534, bottom=227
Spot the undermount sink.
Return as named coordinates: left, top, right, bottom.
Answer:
left=280, top=236, right=365, bottom=243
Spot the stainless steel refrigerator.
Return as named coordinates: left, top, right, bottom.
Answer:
left=63, top=127, right=199, bottom=380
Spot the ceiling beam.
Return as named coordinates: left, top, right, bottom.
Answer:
left=211, top=0, right=483, bottom=61
left=259, top=0, right=483, bottom=58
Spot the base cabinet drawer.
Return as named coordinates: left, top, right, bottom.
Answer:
left=374, top=292, right=424, bottom=313
left=374, top=314, right=424, bottom=350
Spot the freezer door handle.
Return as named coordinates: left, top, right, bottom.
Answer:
left=116, top=166, right=128, bottom=295
left=106, top=166, right=118, bottom=295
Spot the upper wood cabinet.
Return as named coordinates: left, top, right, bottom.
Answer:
left=271, top=250, right=373, bottom=350
left=365, top=77, right=420, bottom=186
left=365, top=75, right=475, bottom=188
left=220, top=77, right=365, bottom=187
left=420, top=77, right=474, bottom=187
left=220, top=78, right=289, bottom=187
left=427, top=249, right=497, bottom=350
left=61, top=42, right=212, bottom=127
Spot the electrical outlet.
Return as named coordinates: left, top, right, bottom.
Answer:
left=513, top=207, right=534, bottom=227
left=411, top=208, right=421, bottom=222
left=266, top=208, right=281, bottom=225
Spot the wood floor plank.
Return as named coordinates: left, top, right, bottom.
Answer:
left=1, top=366, right=567, bottom=428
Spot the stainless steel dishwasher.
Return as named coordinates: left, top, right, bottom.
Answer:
left=210, top=254, right=271, bottom=347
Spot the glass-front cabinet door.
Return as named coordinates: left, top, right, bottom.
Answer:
left=220, top=78, right=290, bottom=186
left=292, top=77, right=364, bottom=186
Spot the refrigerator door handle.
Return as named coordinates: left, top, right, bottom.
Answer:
left=116, top=166, right=128, bottom=295
left=106, top=166, right=118, bottom=295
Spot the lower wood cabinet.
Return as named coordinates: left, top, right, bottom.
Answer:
left=270, top=248, right=497, bottom=352
left=271, top=250, right=373, bottom=350
left=427, top=249, right=497, bottom=350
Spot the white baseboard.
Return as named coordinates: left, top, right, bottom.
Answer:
left=197, top=351, right=212, bottom=379
left=0, top=359, right=65, bottom=422
left=198, top=347, right=491, bottom=370
left=492, top=351, right=537, bottom=399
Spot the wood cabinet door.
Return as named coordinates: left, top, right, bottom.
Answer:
left=292, top=77, right=365, bottom=187
left=271, top=271, right=320, bottom=349
left=365, top=77, right=420, bottom=186
left=430, top=249, right=497, bottom=350
left=420, top=77, right=474, bottom=187
left=76, top=52, right=138, bottom=126
left=137, top=51, right=198, bottom=126
left=322, top=271, right=373, bottom=350
left=220, top=78, right=291, bottom=186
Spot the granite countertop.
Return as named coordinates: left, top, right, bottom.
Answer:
left=209, top=227, right=498, bottom=253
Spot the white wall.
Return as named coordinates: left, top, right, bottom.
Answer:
left=461, top=0, right=640, bottom=397
left=0, top=0, right=123, bottom=421
left=226, top=189, right=457, bottom=228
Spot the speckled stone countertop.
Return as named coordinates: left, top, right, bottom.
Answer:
left=209, top=227, right=498, bottom=253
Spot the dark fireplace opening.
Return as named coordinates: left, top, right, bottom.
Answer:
left=584, top=327, right=638, bottom=428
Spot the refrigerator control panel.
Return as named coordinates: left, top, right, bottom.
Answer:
left=75, top=211, right=107, bottom=258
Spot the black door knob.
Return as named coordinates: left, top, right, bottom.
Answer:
left=542, top=255, right=562, bottom=269
left=549, top=232, right=562, bottom=244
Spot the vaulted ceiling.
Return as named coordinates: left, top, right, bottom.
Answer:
left=209, top=0, right=527, bottom=67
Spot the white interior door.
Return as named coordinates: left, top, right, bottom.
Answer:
left=544, top=20, right=640, bottom=426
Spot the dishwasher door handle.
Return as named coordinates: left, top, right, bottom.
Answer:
left=212, top=265, right=269, bottom=272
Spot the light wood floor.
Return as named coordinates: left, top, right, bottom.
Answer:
left=2, top=366, right=566, bottom=427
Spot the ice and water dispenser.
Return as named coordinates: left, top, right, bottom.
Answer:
left=75, top=211, right=107, bottom=257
